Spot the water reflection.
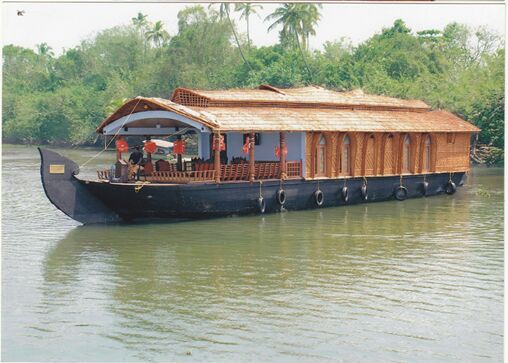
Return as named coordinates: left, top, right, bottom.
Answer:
left=2, top=144, right=502, bottom=361
left=38, top=187, right=503, bottom=361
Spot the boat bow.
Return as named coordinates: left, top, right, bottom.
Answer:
left=38, top=148, right=121, bottom=224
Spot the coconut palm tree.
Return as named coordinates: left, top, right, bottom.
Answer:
left=209, top=3, right=252, bottom=71
left=132, top=12, right=148, bottom=32
left=234, top=3, right=263, bottom=48
left=145, top=20, right=170, bottom=48
left=36, top=43, right=54, bottom=57
left=132, top=13, right=150, bottom=58
left=266, top=4, right=321, bottom=79
left=300, top=4, right=321, bottom=51
left=265, top=3, right=321, bottom=51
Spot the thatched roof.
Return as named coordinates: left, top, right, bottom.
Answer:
left=97, top=85, right=480, bottom=134
left=171, top=85, right=431, bottom=111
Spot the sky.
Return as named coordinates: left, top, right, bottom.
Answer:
left=1, top=2, right=505, bottom=55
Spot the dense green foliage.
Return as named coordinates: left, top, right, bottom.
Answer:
left=2, top=5, right=504, bottom=163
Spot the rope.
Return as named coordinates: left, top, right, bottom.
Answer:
left=259, top=180, right=263, bottom=199
left=134, top=180, right=150, bottom=193
left=449, top=172, right=453, bottom=182
left=80, top=97, right=142, bottom=168
left=362, top=176, right=368, bottom=186
left=399, top=175, right=403, bottom=187
left=79, top=98, right=192, bottom=169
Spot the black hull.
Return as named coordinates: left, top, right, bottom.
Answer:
left=84, top=172, right=466, bottom=222
left=39, top=148, right=466, bottom=224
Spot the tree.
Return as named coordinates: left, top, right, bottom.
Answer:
left=265, top=3, right=321, bottom=79
left=265, top=3, right=321, bottom=51
left=131, top=12, right=150, bottom=58
left=2, top=9, right=504, bottom=161
left=209, top=3, right=252, bottom=71
left=131, top=12, right=148, bottom=32
left=145, top=21, right=169, bottom=48
left=234, top=3, right=263, bottom=48
left=36, top=42, right=54, bottom=57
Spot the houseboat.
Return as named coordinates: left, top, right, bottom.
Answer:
left=39, top=85, right=479, bottom=224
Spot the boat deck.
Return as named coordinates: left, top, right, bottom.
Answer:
left=98, top=160, right=303, bottom=184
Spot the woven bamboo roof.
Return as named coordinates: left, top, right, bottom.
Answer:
left=97, top=86, right=480, bottom=134
left=191, top=107, right=479, bottom=133
left=171, top=85, right=430, bottom=111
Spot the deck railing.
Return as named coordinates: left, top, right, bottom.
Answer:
left=97, top=169, right=111, bottom=180
left=286, top=160, right=302, bottom=178
left=149, top=170, right=216, bottom=183
left=98, top=160, right=302, bottom=183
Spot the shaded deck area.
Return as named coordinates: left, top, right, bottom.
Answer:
left=97, top=160, right=302, bottom=184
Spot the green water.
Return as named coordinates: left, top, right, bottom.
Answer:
left=2, top=145, right=504, bottom=362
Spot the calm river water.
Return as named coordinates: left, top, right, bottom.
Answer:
left=2, top=144, right=504, bottom=362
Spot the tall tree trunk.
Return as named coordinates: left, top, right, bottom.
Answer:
left=247, top=16, right=250, bottom=49
left=295, top=29, right=312, bottom=82
left=226, top=7, right=253, bottom=71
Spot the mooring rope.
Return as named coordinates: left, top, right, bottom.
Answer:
left=134, top=180, right=150, bottom=193
left=79, top=98, right=192, bottom=170
left=80, top=97, right=142, bottom=168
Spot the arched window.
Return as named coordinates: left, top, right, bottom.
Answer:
left=402, top=134, right=411, bottom=173
left=314, top=134, right=326, bottom=176
left=383, top=134, right=395, bottom=175
left=422, top=135, right=431, bottom=172
left=340, top=135, right=351, bottom=176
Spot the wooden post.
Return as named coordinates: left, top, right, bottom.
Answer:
left=249, top=131, right=255, bottom=182
left=176, top=134, right=183, bottom=171
left=116, top=136, right=121, bottom=161
left=214, top=132, right=221, bottom=183
left=280, top=131, right=287, bottom=178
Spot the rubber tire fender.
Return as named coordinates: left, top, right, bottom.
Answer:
left=258, top=197, right=266, bottom=213
left=361, top=184, right=368, bottom=201
left=421, top=181, right=429, bottom=196
left=445, top=181, right=457, bottom=195
left=394, top=186, right=408, bottom=201
left=276, top=189, right=286, bottom=205
left=314, top=190, right=324, bottom=207
left=341, top=186, right=349, bottom=203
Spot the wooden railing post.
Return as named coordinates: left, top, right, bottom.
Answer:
left=249, top=131, right=255, bottom=182
left=280, top=131, right=287, bottom=178
left=214, top=131, right=221, bottom=183
left=176, top=134, right=183, bottom=171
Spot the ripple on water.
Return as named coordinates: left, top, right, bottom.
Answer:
left=1, top=146, right=504, bottom=362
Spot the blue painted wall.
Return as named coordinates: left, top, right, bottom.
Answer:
left=199, top=131, right=306, bottom=171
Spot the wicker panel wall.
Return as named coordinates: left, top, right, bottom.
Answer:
left=383, top=135, right=395, bottom=174
left=364, top=135, right=376, bottom=175
left=326, top=132, right=337, bottom=178
left=354, top=133, right=364, bottom=176
left=435, top=133, right=471, bottom=172
left=305, top=131, right=472, bottom=179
